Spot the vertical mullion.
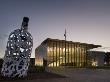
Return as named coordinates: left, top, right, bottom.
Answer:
left=78, top=44, right=81, bottom=67
left=53, top=41, right=54, bottom=67
left=59, top=41, right=60, bottom=67
left=65, top=41, right=66, bottom=65
left=62, top=41, right=63, bottom=65
left=56, top=41, right=57, bottom=67
left=80, top=44, right=82, bottom=67
left=78, top=44, right=79, bottom=67
left=76, top=44, right=78, bottom=67
left=72, top=43, right=74, bottom=66
left=84, top=45, right=86, bottom=67
left=73, top=43, right=75, bottom=67
left=71, top=43, right=72, bottom=64
left=74, top=43, right=76, bottom=67
left=85, top=45, right=88, bottom=67
left=68, top=42, right=69, bottom=63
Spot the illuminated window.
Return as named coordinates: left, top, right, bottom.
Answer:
left=92, top=60, right=98, bottom=66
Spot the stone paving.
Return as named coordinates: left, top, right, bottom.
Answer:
left=1, top=68, right=110, bottom=82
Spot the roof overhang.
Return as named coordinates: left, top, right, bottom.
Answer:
left=88, top=47, right=110, bottom=53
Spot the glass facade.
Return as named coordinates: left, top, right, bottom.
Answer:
left=46, top=38, right=101, bottom=67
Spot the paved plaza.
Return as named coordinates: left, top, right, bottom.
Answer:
left=1, top=68, right=110, bottom=82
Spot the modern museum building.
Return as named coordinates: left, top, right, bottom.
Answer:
left=35, top=38, right=102, bottom=68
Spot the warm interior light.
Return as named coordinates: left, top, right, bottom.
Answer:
left=35, top=56, right=43, bottom=66
left=92, top=61, right=98, bottom=66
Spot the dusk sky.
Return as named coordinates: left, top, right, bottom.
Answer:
left=0, top=0, right=110, bottom=58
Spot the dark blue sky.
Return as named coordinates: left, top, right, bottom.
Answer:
left=0, top=0, right=110, bottom=58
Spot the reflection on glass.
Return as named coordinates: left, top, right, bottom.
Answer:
left=47, top=41, right=87, bottom=67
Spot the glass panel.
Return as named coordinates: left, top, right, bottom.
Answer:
left=47, top=40, right=89, bottom=67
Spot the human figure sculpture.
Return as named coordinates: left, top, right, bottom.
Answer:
left=1, top=17, right=33, bottom=77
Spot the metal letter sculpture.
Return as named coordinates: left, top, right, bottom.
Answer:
left=1, top=17, right=33, bottom=77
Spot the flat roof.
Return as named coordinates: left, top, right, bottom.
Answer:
left=41, top=38, right=101, bottom=48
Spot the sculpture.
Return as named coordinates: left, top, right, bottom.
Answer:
left=1, top=17, right=33, bottom=77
